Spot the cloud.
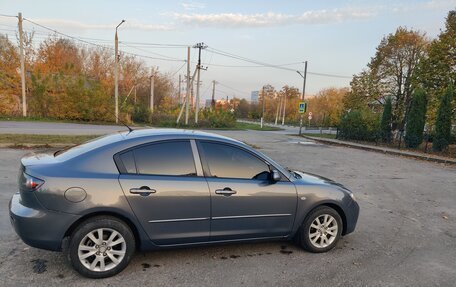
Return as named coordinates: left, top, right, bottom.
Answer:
left=27, top=18, right=173, bottom=31
left=172, top=8, right=376, bottom=28
left=181, top=1, right=206, bottom=11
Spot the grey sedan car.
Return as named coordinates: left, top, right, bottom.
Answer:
left=9, top=129, right=359, bottom=278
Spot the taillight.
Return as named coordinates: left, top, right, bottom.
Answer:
left=23, top=173, right=44, bottom=191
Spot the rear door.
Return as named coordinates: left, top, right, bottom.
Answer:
left=117, top=140, right=210, bottom=245
left=197, top=141, right=297, bottom=241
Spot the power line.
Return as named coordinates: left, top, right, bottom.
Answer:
left=217, top=82, right=250, bottom=96
left=0, top=14, right=17, bottom=18
left=169, top=61, right=187, bottom=77
left=121, top=42, right=184, bottom=61
left=207, top=46, right=352, bottom=79
left=23, top=18, right=186, bottom=62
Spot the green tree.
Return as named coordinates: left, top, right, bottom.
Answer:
left=405, top=89, right=427, bottom=148
left=380, top=97, right=393, bottom=143
left=433, top=87, right=454, bottom=151
left=416, top=10, right=456, bottom=124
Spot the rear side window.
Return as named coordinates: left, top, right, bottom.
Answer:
left=119, top=151, right=136, bottom=174
left=200, top=142, right=270, bottom=180
left=133, top=141, right=196, bottom=176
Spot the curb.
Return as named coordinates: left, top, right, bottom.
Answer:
left=301, top=136, right=456, bottom=165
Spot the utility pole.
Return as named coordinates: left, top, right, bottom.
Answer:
left=261, top=86, right=265, bottom=128
left=114, top=20, right=125, bottom=123
left=211, top=80, right=217, bottom=111
left=150, top=67, right=154, bottom=113
left=18, top=12, right=26, bottom=117
left=177, top=48, right=198, bottom=124
left=298, top=61, right=308, bottom=135
left=185, top=47, right=191, bottom=125
left=193, top=42, right=207, bottom=124
left=282, top=92, right=287, bottom=125
left=275, top=93, right=280, bottom=125
left=178, top=74, right=182, bottom=105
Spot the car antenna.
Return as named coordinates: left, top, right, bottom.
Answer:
left=115, top=115, right=134, bottom=133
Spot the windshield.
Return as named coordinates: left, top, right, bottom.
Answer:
left=54, top=133, right=122, bottom=161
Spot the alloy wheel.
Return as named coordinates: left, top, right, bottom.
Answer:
left=308, top=214, right=338, bottom=248
left=78, top=228, right=126, bottom=272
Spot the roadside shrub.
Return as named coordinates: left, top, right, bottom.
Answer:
left=338, top=109, right=380, bottom=141
left=132, top=105, right=151, bottom=123
left=199, top=109, right=236, bottom=128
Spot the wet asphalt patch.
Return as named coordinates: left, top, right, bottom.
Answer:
left=31, top=258, right=48, bottom=274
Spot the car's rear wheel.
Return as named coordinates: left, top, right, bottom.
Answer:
left=298, top=206, right=342, bottom=253
left=67, top=216, right=135, bottom=278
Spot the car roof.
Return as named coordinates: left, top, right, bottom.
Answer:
left=119, top=128, right=242, bottom=143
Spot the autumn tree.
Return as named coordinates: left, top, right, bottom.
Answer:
left=0, top=35, right=21, bottom=115
left=307, top=87, right=348, bottom=126
left=345, top=27, right=428, bottom=130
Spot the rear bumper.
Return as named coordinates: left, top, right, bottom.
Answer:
left=343, top=199, right=359, bottom=235
left=9, top=193, right=78, bottom=251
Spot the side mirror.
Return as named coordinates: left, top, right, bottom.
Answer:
left=271, top=170, right=281, bottom=182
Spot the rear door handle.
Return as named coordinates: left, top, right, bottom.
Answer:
left=215, top=187, right=237, bottom=196
left=130, top=186, right=156, bottom=196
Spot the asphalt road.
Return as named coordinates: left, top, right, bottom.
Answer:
left=0, top=121, right=125, bottom=135
left=1, top=129, right=455, bottom=286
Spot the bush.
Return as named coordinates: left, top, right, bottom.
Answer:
left=198, top=109, right=236, bottom=128
left=152, top=109, right=237, bottom=129
left=131, top=105, right=151, bottom=123
left=338, top=109, right=380, bottom=141
left=405, top=89, right=427, bottom=148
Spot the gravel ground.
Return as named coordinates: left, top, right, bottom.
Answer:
left=0, top=130, right=455, bottom=287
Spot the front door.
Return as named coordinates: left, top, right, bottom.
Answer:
left=118, top=140, right=210, bottom=245
left=197, top=141, right=297, bottom=241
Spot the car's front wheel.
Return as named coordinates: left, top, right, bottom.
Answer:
left=298, top=206, right=342, bottom=253
left=67, top=216, right=135, bottom=278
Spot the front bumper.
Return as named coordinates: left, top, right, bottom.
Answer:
left=9, top=193, right=78, bottom=251
left=343, top=199, right=360, bottom=235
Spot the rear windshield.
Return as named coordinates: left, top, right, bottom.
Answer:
left=54, top=133, right=123, bottom=161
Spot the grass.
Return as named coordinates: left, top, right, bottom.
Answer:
left=234, top=122, right=283, bottom=131
left=0, top=134, right=100, bottom=146
left=301, top=133, right=337, bottom=139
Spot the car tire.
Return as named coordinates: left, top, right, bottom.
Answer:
left=66, top=216, right=135, bottom=278
left=298, top=206, right=342, bottom=253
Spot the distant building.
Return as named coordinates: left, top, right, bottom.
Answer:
left=251, top=91, right=259, bottom=103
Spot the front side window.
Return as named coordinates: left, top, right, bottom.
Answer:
left=133, top=141, right=196, bottom=176
left=200, top=142, right=270, bottom=180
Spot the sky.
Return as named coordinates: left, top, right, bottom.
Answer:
left=0, top=0, right=455, bottom=103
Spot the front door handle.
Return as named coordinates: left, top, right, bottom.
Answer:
left=130, top=186, right=156, bottom=196
left=215, top=187, right=237, bottom=196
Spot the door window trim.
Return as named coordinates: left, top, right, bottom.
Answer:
left=114, top=139, right=203, bottom=177
left=196, top=140, right=289, bottom=181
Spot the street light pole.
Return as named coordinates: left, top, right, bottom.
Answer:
left=297, top=61, right=308, bottom=135
left=114, top=20, right=125, bottom=123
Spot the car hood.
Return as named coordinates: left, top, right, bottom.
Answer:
left=291, top=170, right=349, bottom=190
